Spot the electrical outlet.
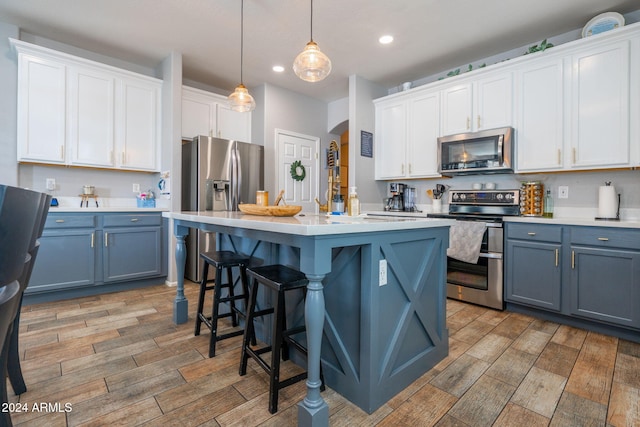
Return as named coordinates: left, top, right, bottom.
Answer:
left=45, top=178, right=56, bottom=191
left=558, top=186, right=569, bottom=199
left=379, top=259, right=388, bottom=286
left=132, top=183, right=140, bottom=193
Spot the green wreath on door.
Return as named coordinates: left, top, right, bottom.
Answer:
left=290, top=160, right=306, bottom=181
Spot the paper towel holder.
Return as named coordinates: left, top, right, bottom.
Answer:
left=595, top=187, right=621, bottom=221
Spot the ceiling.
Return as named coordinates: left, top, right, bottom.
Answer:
left=1, top=0, right=638, bottom=103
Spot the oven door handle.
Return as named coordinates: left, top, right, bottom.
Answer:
left=478, top=252, right=502, bottom=260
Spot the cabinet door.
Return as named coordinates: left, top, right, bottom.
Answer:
left=182, top=95, right=216, bottom=139
left=117, top=77, right=161, bottom=171
left=68, top=66, right=116, bottom=167
left=375, top=100, right=407, bottom=179
left=16, top=54, right=67, bottom=164
left=515, top=59, right=565, bottom=172
left=103, top=227, right=162, bottom=282
left=407, top=92, right=440, bottom=177
left=570, top=41, right=630, bottom=169
left=217, top=103, right=252, bottom=142
left=570, top=246, right=640, bottom=328
left=27, top=229, right=96, bottom=293
left=475, top=72, right=512, bottom=131
left=441, top=83, right=472, bottom=135
left=505, top=239, right=562, bottom=311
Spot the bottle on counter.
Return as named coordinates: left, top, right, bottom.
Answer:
left=333, top=194, right=344, bottom=213
left=543, top=189, right=554, bottom=218
left=348, top=186, right=360, bottom=216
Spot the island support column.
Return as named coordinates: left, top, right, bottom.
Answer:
left=173, top=224, right=189, bottom=324
left=298, top=273, right=329, bottom=426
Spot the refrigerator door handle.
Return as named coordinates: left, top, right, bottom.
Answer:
left=236, top=147, right=242, bottom=208
left=230, top=144, right=239, bottom=211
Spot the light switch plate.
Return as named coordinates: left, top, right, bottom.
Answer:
left=132, top=183, right=140, bottom=193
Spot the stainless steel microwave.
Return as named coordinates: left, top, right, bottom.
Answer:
left=438, top=127, right=514, bottom=176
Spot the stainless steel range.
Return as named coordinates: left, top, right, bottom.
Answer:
left=428, top=189, right=520, bottom=310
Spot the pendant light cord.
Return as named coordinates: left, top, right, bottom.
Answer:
left=310, top=0, right=314, bottom=42
left=240, top=0, right=244, bottom=84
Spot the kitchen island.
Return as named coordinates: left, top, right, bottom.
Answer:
left=163, top=211, right=453, bottom=426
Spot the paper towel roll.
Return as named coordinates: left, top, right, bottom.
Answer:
left=598, top=185, right=617, bottom=218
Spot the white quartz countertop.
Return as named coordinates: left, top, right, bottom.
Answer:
left=164, top=211, right=454, bottom=236
left=504, top=216, right=640, bottom=229
left=49, top=206, right=168, bottom=213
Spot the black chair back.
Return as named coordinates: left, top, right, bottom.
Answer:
left=0, top=186, right=46, bottom=287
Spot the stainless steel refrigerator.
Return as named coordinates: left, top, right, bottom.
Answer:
left=181, top=136, right=264, bottom=282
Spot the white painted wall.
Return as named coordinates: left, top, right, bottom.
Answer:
left=254, top=83, right=337, bottom=203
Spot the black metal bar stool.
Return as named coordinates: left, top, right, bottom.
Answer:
left=195, top=250, right=253, bottom=358
left=239, top=264, right=323, bottom=414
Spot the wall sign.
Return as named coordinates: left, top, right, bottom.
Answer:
left=360, top=131, right=373, bottom=158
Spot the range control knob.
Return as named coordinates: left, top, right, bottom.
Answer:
left=496, top=193, right=504, bottom=200
left=459, top=194, right=466, bottom=201
left=505, top=193, right=513, bottom=201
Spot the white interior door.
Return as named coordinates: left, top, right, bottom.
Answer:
left=276, top=129, right=319, bottom=214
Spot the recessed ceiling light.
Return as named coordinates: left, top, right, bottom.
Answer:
left=379, top=35, right=394, bottom=45
left=272, top=65, right=285, bottom=72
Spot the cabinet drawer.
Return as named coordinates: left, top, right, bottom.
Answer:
left=103, top=214, right=161, bottom=227
left=571, top=227, right=640, bottom=251
left=45, top=215, right=96, bottom=229
left=506, top=223, right=562, bottom=243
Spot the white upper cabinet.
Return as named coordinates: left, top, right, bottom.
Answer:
left=375, top=99, right=407, bottom=179
left=441, top=72, right=513, bottom=136
left=117, top=76, right=161, bottom=171
left=182, top=87, right=217, bottom=139
left=182, top=86, right=252, bottom=142
left=514, top=58, right=565, bottom=172
left=12, top=38, right=162, bottom=172
left=68, top=66, right=116, bottom=168
left=217, top=103, right=252, bottom=142
left=16, top=53, right=67, bottom=164
left=514, top=34, right=637, bottom=172
left=407, top=91, right=440, bottom=178
left=374, top=89, right=441, bottom=180
left=569, top=40, right=630, bottom=169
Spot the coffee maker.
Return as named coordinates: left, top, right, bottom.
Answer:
left=386, top=182, right=405, bottom=211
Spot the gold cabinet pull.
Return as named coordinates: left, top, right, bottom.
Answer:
left=121, top=151, right=126, bottom=165
left=60, top=146, right=65, bottom=160
left=91, top=232, right=94, bottom=248
left=527, top=232, right=536, bottom=236
left=555, top=248, right=559, bottom=267
left=557, top=149, right=561, bottom=165
left=104, top=232, right=109, bottom=247
left=401, top=164, right=405, bottom=175
left=55, top=219, right=65, bottom=223
left=572, top=147, right=576, bottom=164
left=466, top=117, right=471, bottom=130
left=408, top=163, right=412, bottom=174
left=571, top=250, right=575, bottom=269
left=477, top=115, right=481, bottom=129
left=597, top=237, right=609, bottom=241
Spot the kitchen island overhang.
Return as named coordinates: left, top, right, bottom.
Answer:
left=163, top=211, right=453, bottom=424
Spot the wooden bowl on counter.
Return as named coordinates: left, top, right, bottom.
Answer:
left=238, top=204, right=302, bottom=217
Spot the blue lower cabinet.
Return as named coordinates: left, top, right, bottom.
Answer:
left=505, top=222, right=640, bottom=339
left=27, top=212, right=166, bottom=301
left=103, top=226, right=163, bottom=282
left=569, top=228, right=640, bottom=329
left=505, top=223, right=562, bottom=311
left=28, top=229, right=97, bottom=293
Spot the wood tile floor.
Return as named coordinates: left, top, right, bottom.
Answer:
left=7, top=282, right=640, bottom=426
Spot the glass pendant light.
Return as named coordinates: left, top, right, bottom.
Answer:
left=228, top=0, right=255, bottom=112
left=293, top=0, right=331, bottom=82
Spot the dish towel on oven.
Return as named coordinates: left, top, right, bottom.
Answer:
left=447, top=220, right=487, bottom=264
